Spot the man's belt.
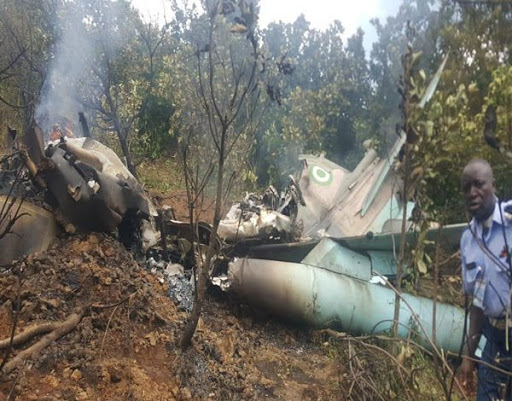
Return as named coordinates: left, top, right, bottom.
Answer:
left=489, top=316, right=508, bottom=330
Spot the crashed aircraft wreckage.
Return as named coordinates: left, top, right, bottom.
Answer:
left=1, top=54, right=469, bottom=353
left=213, top=54, right=470, bottom=353
left=214, top=228, right=467, bottom=353
left=0, top=118, right=159, bottom=265
left=213, top=141, right=468, bottom=353
left=1, top=115, right=219, bottom=270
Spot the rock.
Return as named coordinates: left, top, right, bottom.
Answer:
left=40, top=297, right=61, bottom=308
left=171, top=386, right=180, bottom=396
left=215, top=329, right=235, bottom=363
left=145, top=331, right=158, bottom=346
left=104, top=246, right=115, bottom=257
left=100, top=368, right=111, bottom=384
left=164, top=263, right=184, bottom=277
left=64, top=223, right=76, bottom=234
left=197, top=317, right=205, bottom=332
left=181, top=387, right=192, bottom=399
left=62, top=367, right=73, bottom=378
left=70, top=369, right=83, bottom=381
left=42, top=374, right=60, bottom=388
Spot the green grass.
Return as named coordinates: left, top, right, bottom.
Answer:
left=137, top=156, right=186, bottom=193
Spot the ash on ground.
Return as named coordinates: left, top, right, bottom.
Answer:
left=146, top=257, right=195, bottom=312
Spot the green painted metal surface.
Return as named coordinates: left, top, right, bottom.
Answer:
left=229, top=257, right=465, bottom=353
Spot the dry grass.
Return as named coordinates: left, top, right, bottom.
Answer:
left=315, top=330, right=464, bottom=401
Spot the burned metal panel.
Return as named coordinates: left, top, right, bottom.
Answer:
left=62, top=136, right=157, bottom=217
left=338, top=223, right=466, bottom=252
left=226, top=257, right=466, bottom=353
left=20, top=125, right=45, bottom=166
left=43, top=147, right=119, bottom=232
left=77, top=137, right=139, bottom=184
left=0, top=197, right=57, bottom=265
left=43, top=144, right=151, bottom=233
left=219, top=208, right=292, bottom=241
left=234, top=240, right=319, bottom=262
left=300, top=238, right=372, bottom=281
left=217, top=185, right=301, bottom=243
left=367, top=251, right=397, bottom=277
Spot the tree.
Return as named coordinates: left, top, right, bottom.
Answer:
left=253, top=18, right=373, bottom=187
left=438, top=0, right=512, bottom=114
left=74, top=0, right=162, bottom=177
left=369, top=0, right=441, bottom=150
left=180, top=0, right=267, bottom=348
left=0, top=0, right=60, bottom=130
left=401, top=0, right=512, bottom=224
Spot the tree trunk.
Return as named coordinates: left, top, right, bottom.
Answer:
left=180, top=134, right=225, bottom=349
left=117, top=132, right=138, bottom=179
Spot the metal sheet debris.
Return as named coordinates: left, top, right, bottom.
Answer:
left=1, top=119, right=171, bottom=264
left=218, top=181, right=303, bottom=242
left=211, top=54, right=466, bottom=348
left=0, top=195, right=57, bottom=265
left=226, top=256, right=465, bottom=353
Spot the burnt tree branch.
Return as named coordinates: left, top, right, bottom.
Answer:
left=1, top=311, right=85, bottom=375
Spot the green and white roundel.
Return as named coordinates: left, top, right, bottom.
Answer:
left=309, top=164, right=333, bottom=186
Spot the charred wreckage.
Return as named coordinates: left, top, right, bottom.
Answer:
left=0, top=115, right=303, bottom=303
left=2, top=97, right=470, bottom=354
left=0, top=116, right=302, bottom=262
left=1, top=117, right=158, bottom=264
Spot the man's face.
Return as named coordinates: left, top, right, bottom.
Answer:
left=461, top=162, right=495, bottom=221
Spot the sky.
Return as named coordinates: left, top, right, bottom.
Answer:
left=131, top=0, right=402, bottom=51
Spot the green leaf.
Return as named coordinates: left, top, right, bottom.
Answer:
left=411, top=51, right=423, bottom=66
left=417, top=259, right=428, bottom=274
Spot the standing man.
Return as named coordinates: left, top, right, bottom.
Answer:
left=459, top=158, right=512, bottom=400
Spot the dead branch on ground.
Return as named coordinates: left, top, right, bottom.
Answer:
left=316, top=328, right=434, bottom=357
left=1, top=311, right=84, bottom=375
left=0, top=321, right=60, bottom=349
left=346, top=339, right=388, bottom=401
left=91, top=292, right=137, bottom=311
left=323, top=330, right=416, bottom=400
left=0, top=293, right=137, bottom=376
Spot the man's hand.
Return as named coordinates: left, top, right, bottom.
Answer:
left=455, top=305, right=483, bottom=395
left=457, top=358, right=476, bottom=396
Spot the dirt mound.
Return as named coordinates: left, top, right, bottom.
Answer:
left=148, top=190, right=216, bottom=224
left=0, top=233, right=345, bottom=400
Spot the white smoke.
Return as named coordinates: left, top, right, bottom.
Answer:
left=35, top=1, right=138, bottom=141
left=35, top=7, right=94, bottom=140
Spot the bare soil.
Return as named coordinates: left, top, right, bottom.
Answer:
left=0, top=192, right=346, bottom=401
left=0, top=192, right=465, bottom=401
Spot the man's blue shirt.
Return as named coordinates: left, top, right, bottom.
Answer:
left=461, top=200, right=512, bottom=318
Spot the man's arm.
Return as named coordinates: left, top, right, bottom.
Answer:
left=458, top=304, right=484, bottom=393
left=464, top=305, right=484, bottom=358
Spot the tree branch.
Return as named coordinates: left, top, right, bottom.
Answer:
left=1, top=311, right=85, bottom=375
